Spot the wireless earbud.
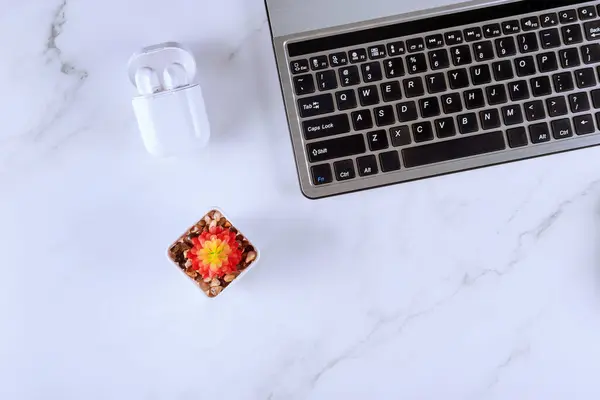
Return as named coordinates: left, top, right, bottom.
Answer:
left=134, top=67, right=161, bottom=95
left=163, top=63, right=188, bottom=90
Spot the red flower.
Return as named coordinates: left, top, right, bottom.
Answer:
left=186, top=225, right=242, bottom=279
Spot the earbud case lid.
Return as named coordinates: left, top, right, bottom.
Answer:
left=128, top=42, right=210, bottom=157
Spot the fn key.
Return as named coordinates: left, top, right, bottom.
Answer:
left=311, top=164, right=332, bottom=185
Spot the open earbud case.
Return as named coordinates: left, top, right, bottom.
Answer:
left=128, top=42, right=211, bottom=157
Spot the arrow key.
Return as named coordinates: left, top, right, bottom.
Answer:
left=574, top=114, right=595, bottom=135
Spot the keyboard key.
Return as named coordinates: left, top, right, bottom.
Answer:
left=495, top=37, right=517, bottom=57
left=307, top=134, right=366, bottom=163
left=451, top=45, right=472, bottom=66
left=381, top=81, right=403, bottom=102
left=403, top=77, right=425, bottom=97
left=311, top=163, right=332, bottom=185
left=336, top=90, right=357, bottom=110
left=412, top=121, right=434, bottom=142
left=426, top=73, right=447, bottom=94
left=387, top=41, right=406, bottom=56
left=357, top=155, right=379, bottom=176
left=521, top=16, right=540, bottom=31
left=302, top=114, right=351, bottom=140
left=425, top=34, right=444, bottom=49
left=464, top=27, right=483, bottom=42
left=560, top=48, right=580, bottom=68
left=406, top=53, right=428, bottom=74
left=480, top=109, right=501, bottom=130
left=575, top=68, right=597, bottom=88
left=502, top=105, right=524, bottom=125
left=470, top=65, right=491, bottom=85
left=559, top=9, right=577, bottom=24
left=507, top=127, right=528, bottom=148
left=374, top=105, right=396, bottom=126
left=351, top=109, right=373, bottom=130
left=390, top=126, right=412, bottom=147
left=384, top=57, right=405, bottom=78
left=582, top=44, right=600, bottom=65
left=434, top=117, right=456, bottom=138
left=486, top=84, right=507, bottom=105
left=368, top=45, right=387, bottom=60
left=310, top=55, right=328, bottom=71
left=298, top=94, right=335, bottom=118
left=419, top=97, right=440, bottom=118
left=540, top=28, right=561, bottom=49
left=579, top=6, right=597, bottom=21
left=358, top=85, right=379, bottom=106
left=531, top=76, right=552, bottom=97
left=529, top=122, right=551, bottom=144
left=333, top=159, right=356, bottom=181
left=339, top=66, right=361, bottom=87
left=329, top=52, right=348, bottom=67
left=562, top=24, right=583, bottom=45
left=518, top=33, right=539, bottom=53
left=348, top=49, right=368, bottom=63
left=448, top=68, right=470, bottom=89
left=502, top=20, right=520, bottom=35
left=293, top=74, right=315, bottom=95
left=464, top=89, right=485, bottom=109
left=457, top=112, right=478, bottom=134
left=290, top=59, right=310, bottom=74
left=592, top=89, right=600, bottom=108
left=547, top=96, right=569, bottom=117
left=367, top=130, right=389, bottom=150
left=407, top=38, right=425, bottom=53
left=379, top=151, right=401, bottom=172
left=553, top=72, right=574, bottom=93
left=515, top=56, right=536, bottom=76
left=361, top=62, right=383, bottom=83
left=483, top=23, right=502, bottom=38
left=402, top=131, right=506, bottom=168
left=537, top=52, right=558, bottom=73
left=524, top=100, right=546, bottom=121
left=444, top=31, right=464, bottom=45
left=540, top=13, right=558, bottom=28
left=442, top=93, right=463, bottom=114
left=508, top=80, right=530, bottom=101
left=316, top=70, right=337, bottom=91
left=584, top=20, right=600, bottom=41
left=397, top=101, right=419, bottom=122
left=492, top=60, right=514, bottom=81
left=551, top=118, right=574, bottom=140
left=569, top=92, right=591, bottom=113
left=574, top=114, right=595, bottom=135
left=473, top=40, right=495, bottom=61
left=429, top=49, right=450, bottom=70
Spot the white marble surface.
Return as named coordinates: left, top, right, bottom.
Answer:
left=3, top=0, right=600, bottom=399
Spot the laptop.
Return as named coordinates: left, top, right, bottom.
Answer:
left=264, top=0, right=600, bottom=199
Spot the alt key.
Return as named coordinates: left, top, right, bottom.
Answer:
left=311, top=163, right=333, bottom=185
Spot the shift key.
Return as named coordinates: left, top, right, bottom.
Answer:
left=307, top=134, right=366, bottom=162
left=302, top=114, right=350, bottom=140
left=298, top=94, right=334, bottom=118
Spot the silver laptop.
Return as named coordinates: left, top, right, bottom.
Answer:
left=265, top=0, right=600, bottom=199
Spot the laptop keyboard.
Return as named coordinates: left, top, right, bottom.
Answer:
left=278, top=0, right=600, bottom=198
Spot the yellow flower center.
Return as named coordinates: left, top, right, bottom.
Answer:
left=198, top=238, right=232, bottom=271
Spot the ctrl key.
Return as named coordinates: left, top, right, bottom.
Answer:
left=311, top=163, right=333, bottom=185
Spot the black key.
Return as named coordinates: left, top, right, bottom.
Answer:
left=592, top=89, right=600, bottom=108
left=569, top=92, right=591, bottom=113
left=575, top=68, right=596, bottom=88
left=486, top=84, right=507, bottom=105
left=596, top=112, right=600, bottom=131
left=562, top=24, right=583, bottom=45
left=357, top=155, right=379, bottom=176
left=473, top=41, right=495, bottom=61
left=396, top=101, right=419, bottom=122
left=479, top=109, right=501, bottom=130
left=380, top=81, right=403, bottom=102
left=582, top=44, right=600, bottom=65
left=537, top=52, right=558, bottom=73
left=316, top=70, right=337, bottom=91
left=333, top=159, right=356, bottom=181
left=507, top=127, right=528, bottom=148
left=451, top=45, right=472, bottom=66
left=335, top=90, right=357, bottom=111
left=531, top=76, right=552, bottom=97
left=379, top=151, right=401, bottom=172
left=429, top=49, right=450, bottom=70
left=425, top=34, right=444, bottom=49
left=374, top=105, right=396, bottom=126
left=402, top=131, right=506, bottom=168
left=551, top=118, right=574, bottom=140
left=540, top=13, right=558, bottom=28
left=574, top=114, right=595, bottom=135
left=579, top=6, right=597, bottom=21
left=419, top=97, right=440, bottom=118
left=358, top=85, right=379, bottom=106
left=403, top=77, right=425, bottom=98
left=310, top=55, right=328, bottom=71
left=348, top=49, right=368, bottom=63
left=298, top=94, right=335, bottom=118
left=546, top=96, right=569, bottom=117
left=302, top=114, right=351, bottom=140
left=442, top=93, right=463, bottom=114
left=387, top=41, right=406, bottom=57
left=553, top=72, right=574, bottom=93
left=502, top=20, right=520, bottom=35
left=434, top=117, right=456, bottom=138
left=524, top=100, right=546, bottom=121
left=425, top=73, right=447, bottom=94
left=329, top=52, right=348, bottom=67
left=521, top=16, right=540, bottom=31
left=560, top=48, right=580, bottom=68
left=508, top=80, right=530, bottom=101
left=470, top=65, right=491, bottom=85
left=293, top=74, right=315, bottom=95
left=483, top=23, right=502, bottom=38
left=464, top=27, right=483, bottom=42
left=444, top=31, right=464, bottom=45
left=515, top=56, right=536, bottom=76
left=539, top=28, right=561, bottom=49
left=492, top=60, right=514, bottom=81
left=361, top=62, right=383, bottom=83
left=368, top=45, right=387, bottom=60
left=351, top=109, right=373, bottom=130
left=457, top=112, right=478, bottom=134
left=406, top=53, right=428, bottom=74
left=406, top=38, right=425, bottom=53
left=495, top=37, right=517, bottom=57
left=464, top=89, right=485, bottom=109
left=412, top=121, right=434, bottom=142
left=529, top=123, right=551, bottom=144
left=502, top=105, right=524, bottom=125
left=339, top=66, right=361, bottom=87
left=584, top=20, right=600, bottom=41
left=559, top=9, right=577, bottom=24
left=384, top=57, right=405, bottom=78
left=390, top=126, right=412, bottom=147
left=290, top=59, right=310, bottom=74
left=518, top=33, right=539, bottom=53
left=448, top=69, right=470, bottom=89
left=307, top=134, right=366, bottom=163
left=367, top=130, right=389, bottom=150
left=311, top=164, right=332, bottom=185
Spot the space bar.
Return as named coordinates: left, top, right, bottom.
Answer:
left=402, top=131, right=506, bottom=168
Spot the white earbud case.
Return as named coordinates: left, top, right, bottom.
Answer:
left=128, top=42, right=210, bottom=157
